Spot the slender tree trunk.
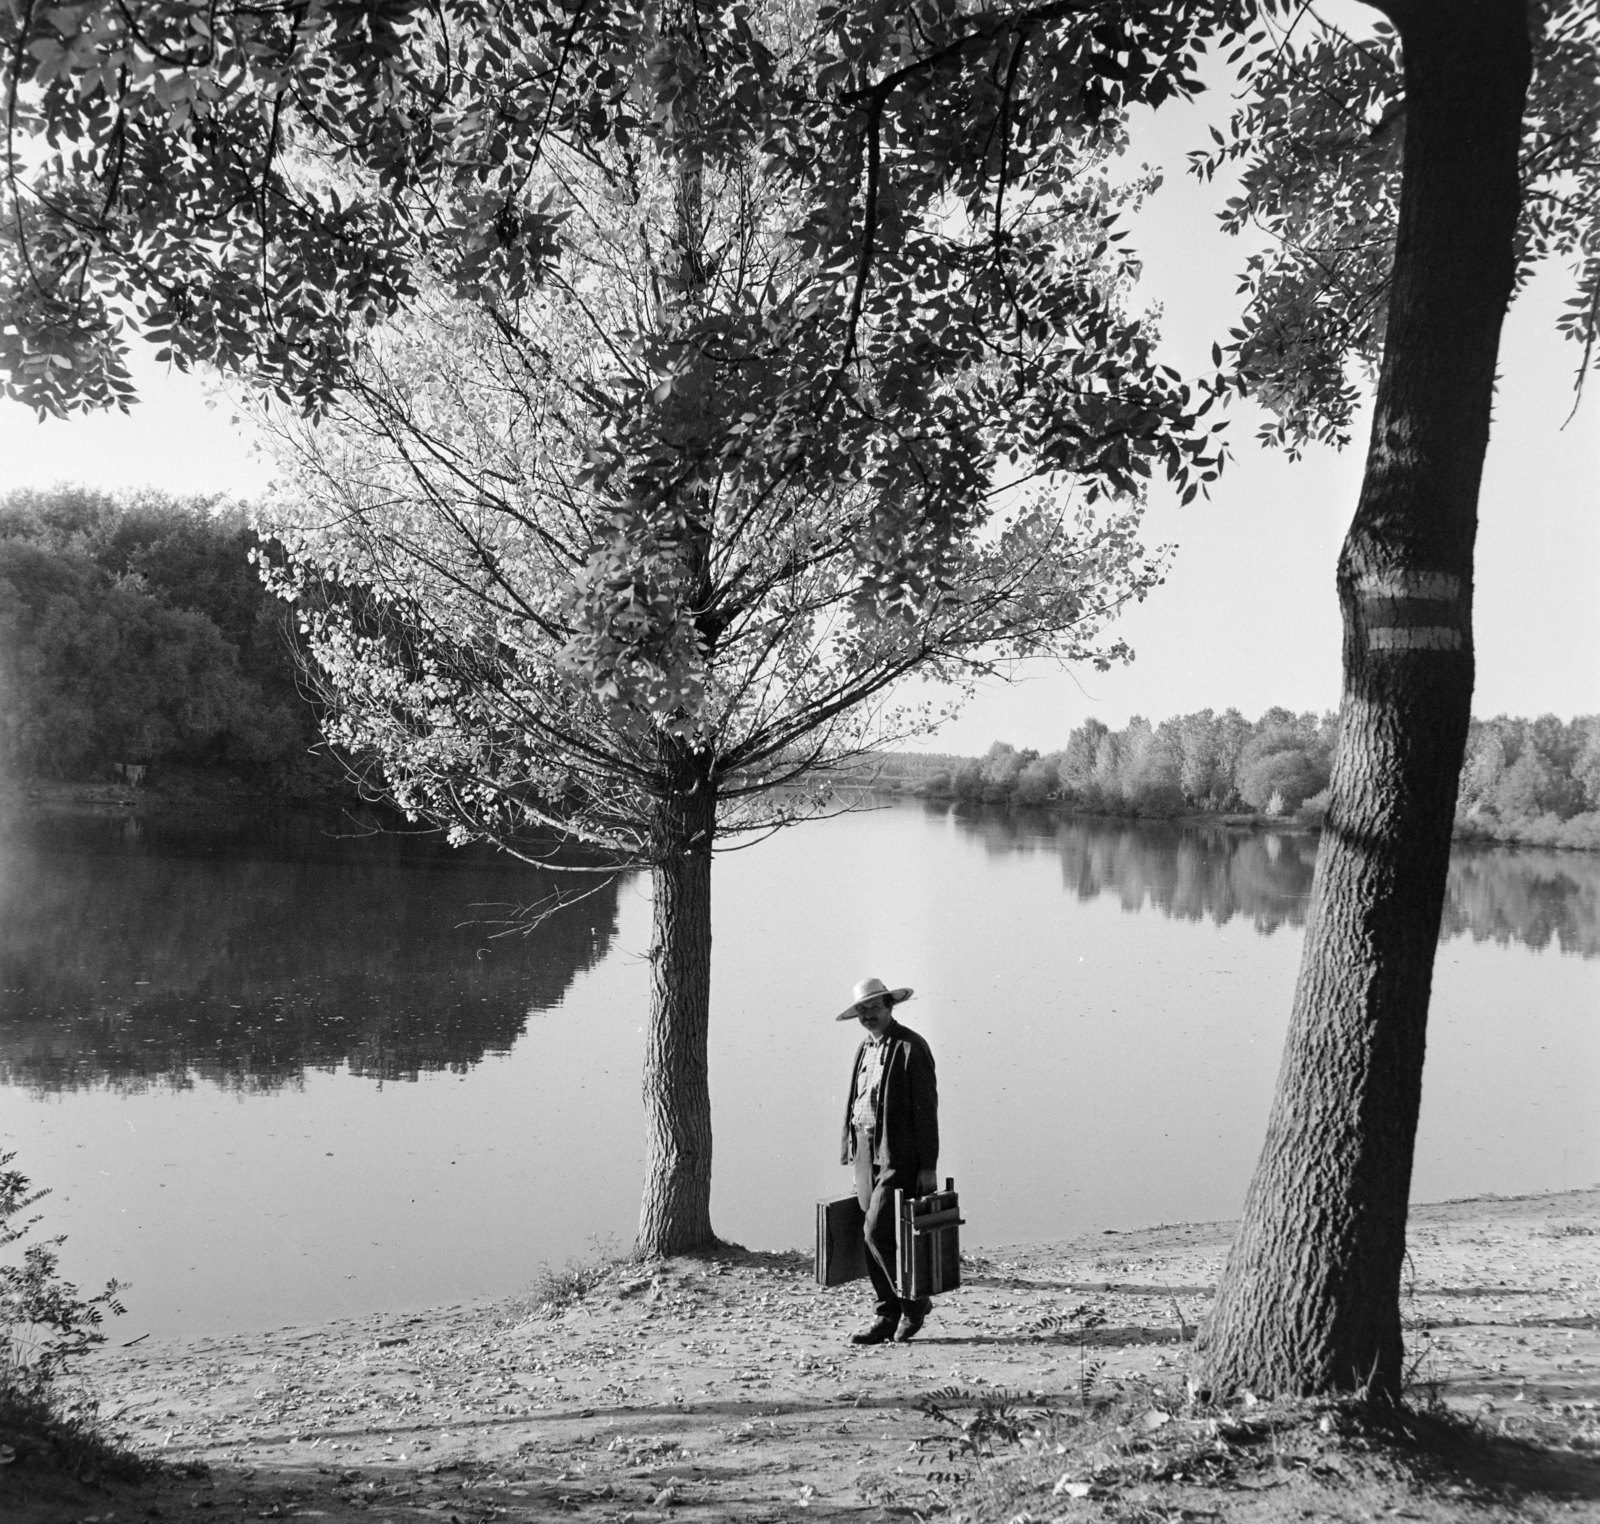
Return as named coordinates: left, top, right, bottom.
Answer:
left=1196, top=0, right=1531, bottom=1402
left=637, top=734, right=718, bottom=1257
left=628, top=0, right=722, bottom=1260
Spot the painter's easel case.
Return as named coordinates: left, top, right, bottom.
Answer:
left=895, top=1180, right=963, bottom=1299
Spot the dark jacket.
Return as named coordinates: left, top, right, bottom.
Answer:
left=839, top=1019, right=939, bottom=1176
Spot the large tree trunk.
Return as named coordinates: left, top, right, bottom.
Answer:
left=637, top=735, right=718, bottom=1257
left=1196, top=0, right=1531, bottom=1402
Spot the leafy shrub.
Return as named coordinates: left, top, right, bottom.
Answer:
left=1, top=1153, right=132, bottom=1474
left=526, top=1245, right=628, bottom=1316
left=1236, top=745, right=1331, bottom=814
left=1297, top=788, right=1332, bottom=825
left=1129, top=780, right=1186, bottom=817
left=952, top=759, right=984, bottom=801
left=1455, top=809, right=1600, bottom=850
left=1, top=1155, right=123, bottom=1397
left=1013, top=757, right=1059, bottom=805
left=1457, top=714, right=1599, bottom=827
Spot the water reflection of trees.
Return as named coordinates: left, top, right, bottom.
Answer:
left=939, top=804, right=1600, bottom=955
left=1442, top=848, right=1600, bottom=957
left=0, top=808, right=622, bottom=1093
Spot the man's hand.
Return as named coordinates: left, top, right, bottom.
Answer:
left=916, top=1169, right=937, bottom=1195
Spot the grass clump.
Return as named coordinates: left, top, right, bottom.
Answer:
left=0, top=1151, right=142, bottom=1480
left=524, top=1237, right=634, bottom=1317
left=530, top=1258, right=615, bottom=1314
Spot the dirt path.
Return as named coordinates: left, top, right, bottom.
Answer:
left=6, top=1189, right=1599, bottom=1523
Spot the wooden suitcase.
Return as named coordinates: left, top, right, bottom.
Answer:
left=815, top=1194, right=869, bottom=1287
left=895, top=1180, right=963, bottom=1299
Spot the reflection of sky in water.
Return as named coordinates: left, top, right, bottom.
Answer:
left=1, top=801, right=1595, bottom=1338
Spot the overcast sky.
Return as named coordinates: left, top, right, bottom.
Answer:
left=2, top=81, right=1595, bottom=756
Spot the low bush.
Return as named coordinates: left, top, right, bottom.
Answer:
left=524, top=1238, right=632, bottom=1317
left=0, top=1152, right=138, bottom=1478
left=1454, top=808, right=1600, bottom=850
left=1296, top=788, right=1332, bottom=826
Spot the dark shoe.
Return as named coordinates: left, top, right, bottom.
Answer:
left=894, top=1304, right=927, bottom=1342
left=850, top=1317, right=898, bottom=1345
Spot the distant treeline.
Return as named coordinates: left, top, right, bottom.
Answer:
left=862, top=708, right=1600, bottom=850
left=6, top=490, right=1596, bottom=851
left=868, top=710, right=1340, bottom=815
left=1455, top=715, right=1600, bottom=848
left=0, top=487, right=335, bottom=792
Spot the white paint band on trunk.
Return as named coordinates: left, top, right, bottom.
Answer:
left=1367, top=626, right=1463, bottom=652
left=1354, top=570, right=1462, bottom=602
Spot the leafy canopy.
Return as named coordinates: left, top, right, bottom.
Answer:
left=8, top=0, right=1593, bottom=516
left=256, top=72, right=1171, bottom=860
left=1190, top=0, right=1600, bottom=454
left=2, top=0, right=1229, bottom=489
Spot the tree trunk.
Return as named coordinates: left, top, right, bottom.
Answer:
left=637, top=735, right=719, bottom=1257
left=1196, top=0, right=1531, bottom=1402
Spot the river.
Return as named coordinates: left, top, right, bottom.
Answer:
left=2, top=799, right=1595, bottom=1337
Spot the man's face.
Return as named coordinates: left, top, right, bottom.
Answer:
left=856, top=996, right=893, bottom=1038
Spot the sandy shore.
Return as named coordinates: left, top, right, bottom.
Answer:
left=6, top=1188, right=1599, bottom=1522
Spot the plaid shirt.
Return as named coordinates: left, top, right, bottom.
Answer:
left=850, top=1034, right=888, bottom=1129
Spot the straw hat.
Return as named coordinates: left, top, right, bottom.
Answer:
left=835, top=976, right=914, bottom=1022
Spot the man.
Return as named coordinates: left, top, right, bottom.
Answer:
left=837, top=976, right=938, bottom=1345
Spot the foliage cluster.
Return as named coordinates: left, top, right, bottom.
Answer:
left=0, top=1151, right=131, bottom=1474
left=8, top=0, right=1590, bottom=449
left=1454, top=714, right=1600, bottom=850
left=0, top=488, right=331, bottom=788
left=916, top=707, right=1339, bottom=817
left=1190, top=1, right=1600, bottom=457
left=251, top=32, right=1177, bottom=868
left=0, top=0, right=1236, bottom=514
left=526, top=1255, right=621, bottom=1318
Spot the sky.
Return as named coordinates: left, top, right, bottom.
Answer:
left=2, top=90, right=1596, bottom=757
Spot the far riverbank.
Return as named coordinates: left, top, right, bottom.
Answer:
left=855, top=780, right=1600, bottom=852
left=11, top=772, right=1600, bottom=853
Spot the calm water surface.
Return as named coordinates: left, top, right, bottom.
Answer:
left=2, top=800, right=1596, bottom=1337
